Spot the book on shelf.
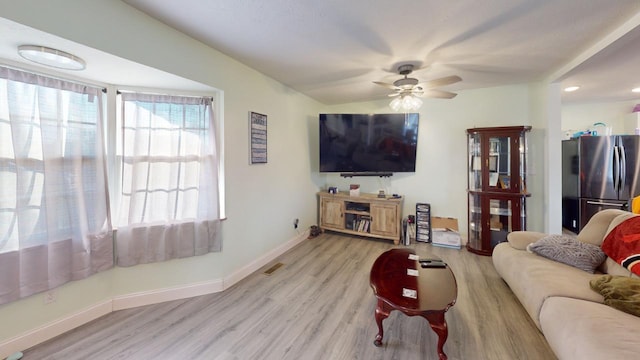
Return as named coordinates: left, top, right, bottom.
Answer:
left=354, top=216, right=371, bottom=232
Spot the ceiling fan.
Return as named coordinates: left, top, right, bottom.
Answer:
left=373, top=64, right=462, bottom=99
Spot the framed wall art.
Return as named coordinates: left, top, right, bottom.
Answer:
left=249, top=111, right=267, bottom=164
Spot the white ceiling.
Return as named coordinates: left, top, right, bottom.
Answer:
left=120, top=0, right=640, bottom=105
left=1, top=1, right=640, bottom=105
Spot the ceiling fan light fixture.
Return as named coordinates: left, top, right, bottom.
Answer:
left=403, top=95, right=422, bottom=110
left=18, top=45, right=86, bottom=70
left=376, top=62, right=460, bottom=106
left=390, top=94, right=422, bottom=112
left=389, top=97, right=402, bottom=111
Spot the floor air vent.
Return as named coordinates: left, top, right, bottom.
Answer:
left=263, top=262, right=284, bottom=275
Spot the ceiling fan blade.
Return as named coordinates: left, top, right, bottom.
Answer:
left=422, top=89, right=458, bottom=99
left=373, top=81, right=400, bottom=90
left=419, top=75, right=462, bottom=89
left=388, top=93, right=401, bottom=97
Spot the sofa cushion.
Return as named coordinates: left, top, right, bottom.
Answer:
left=527, top=234, right=607, bottom=273
left=601, top=216, right=640, bottom=276
left=598, top=257, right=639, bottom=277
left=506, top=231, right=547, bottom=250
left=604, top=212, right=637, bottom=237
left=590, top=275, right=640, bottom=317
left=492, top=243, right=604, bottom=329
left=577, top=209, right=630, bottom=246
left=540, top=297, right=640, bottom=360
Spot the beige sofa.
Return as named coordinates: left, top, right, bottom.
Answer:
left=493, top=209, right=640, bottom=360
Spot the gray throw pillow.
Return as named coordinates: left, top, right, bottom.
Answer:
left=527, top=234, right=607, bottom=273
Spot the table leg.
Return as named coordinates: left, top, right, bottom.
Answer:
left=373, top=299, right=390, bottom=347
left=423, top=311, right=448, bottom=360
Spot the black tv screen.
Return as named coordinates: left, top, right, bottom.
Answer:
left=319, top=113, right=419, bottom=173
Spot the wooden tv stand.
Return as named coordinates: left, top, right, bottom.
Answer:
left=318, top=191, right=403, bottom=244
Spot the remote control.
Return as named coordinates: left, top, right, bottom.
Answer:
left=419, top=259, right=444, bottom=264
left=419, top=259, right=447, bottom=268
left=421, top=262, right=447, bottom=268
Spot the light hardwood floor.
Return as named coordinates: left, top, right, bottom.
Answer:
left=22, top=233, right=557, bottom=359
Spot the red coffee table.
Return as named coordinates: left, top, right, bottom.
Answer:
left=370, top=248, right=458, bottom=360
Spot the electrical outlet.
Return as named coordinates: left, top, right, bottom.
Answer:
left=43, top=290, right=57, bottom=304
left=294, top=218, right=299, bottom=229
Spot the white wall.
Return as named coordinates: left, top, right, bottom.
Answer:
left=562, top=100, right=639, bottom=136
left=538, top=82, right=563, bottom=233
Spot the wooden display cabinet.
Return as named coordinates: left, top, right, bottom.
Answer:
left=318, top=192, right=403, bottom=244
left=467, top=126, right=531, bottom=255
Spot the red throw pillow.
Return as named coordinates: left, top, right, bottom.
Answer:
left=601, top=217, right=640, bottom=276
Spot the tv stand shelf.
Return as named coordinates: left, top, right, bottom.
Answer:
left=318, top=191, right=403, bottom=244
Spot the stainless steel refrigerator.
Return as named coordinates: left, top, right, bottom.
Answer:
left=562, top=136, right=640, bottom=232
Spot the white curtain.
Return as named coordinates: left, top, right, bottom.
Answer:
left=116, top=92, right=221, bottom=266
left=0, top=67, right=113, bottom=305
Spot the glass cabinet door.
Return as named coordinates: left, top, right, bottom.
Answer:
left=519, top=131, right=528, bottom=193
left=468, top=192, right=526, bottom=255
left=489, top=198, right=512, bottom=248
left=488, top=134, right=512, bottom=191
left=468, top=129, right=526, bottom=194
left=468, top=133, right=482, bottom=191
left=468, top=193, right=482, bottom=250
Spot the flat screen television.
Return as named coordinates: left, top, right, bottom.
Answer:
left=319, top=113, right=419, bottom=174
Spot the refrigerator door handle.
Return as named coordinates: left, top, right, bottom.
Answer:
left=586, top=200, right=626, bottom=207
left=619, top=143, right=626, bottom=191
left=613, top=145, right=620, bottom=192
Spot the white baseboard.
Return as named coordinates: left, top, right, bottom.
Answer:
left=0, top=231, right=309, bottom=359
left=0, top=300, right=112, bottom=359
left=111, top=278, right=225, bottom=311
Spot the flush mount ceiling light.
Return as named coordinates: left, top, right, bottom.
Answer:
left=563, top=86, right=580, bottom=92
left=389, top=94, right=423, bottom=112
left=18, top=45, right=86, bottom=70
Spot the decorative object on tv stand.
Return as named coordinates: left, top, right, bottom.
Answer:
left=349, top=184, right=360, bottom=196
left=372, top=63, right=462, bottom=111
left=249, top=111, right=267, bottom=164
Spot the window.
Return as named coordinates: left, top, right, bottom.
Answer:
left=0, top=66, right=112, bottom=305
left=0, top=66, right=224, bottom=304
left=114, top=92, right=221, bottom=266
